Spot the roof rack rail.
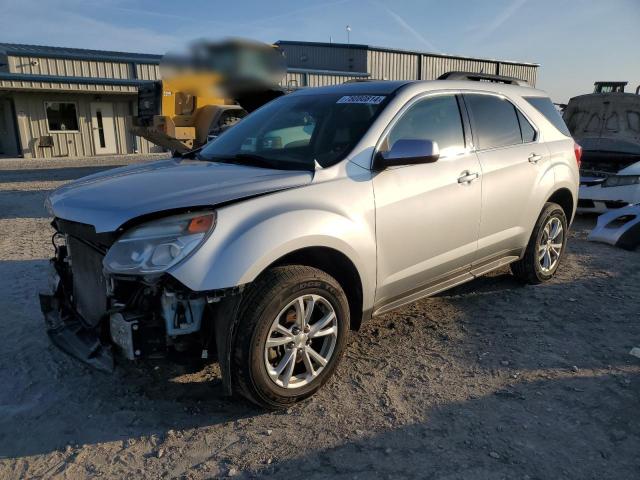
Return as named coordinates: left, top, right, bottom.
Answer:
left=438, top=71, right=529, bottom=86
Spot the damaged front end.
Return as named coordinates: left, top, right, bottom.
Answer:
left=40, top=216, right=242, bottom=393
left=578, top=153, right=640, bottom=213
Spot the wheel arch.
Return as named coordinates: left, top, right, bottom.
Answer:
left=266, top=246, right=365, bottom=331
left=546, top=188, right=575, bottom=223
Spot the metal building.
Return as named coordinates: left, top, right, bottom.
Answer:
left=0, top=43, right=163, bottom=158
left=0, top=40, right=538, bottom=159
left=276, top=40, right=538, bottom=89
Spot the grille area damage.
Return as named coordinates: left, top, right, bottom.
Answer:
left=40, top=218, right=242, bottom=391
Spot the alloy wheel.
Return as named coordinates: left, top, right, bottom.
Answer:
left=538, top=216, right=564, bottom=273
left=264, top=294, right=338, bottom=389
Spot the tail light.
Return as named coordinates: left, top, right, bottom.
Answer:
left=574, top=142, right=582, bottom=168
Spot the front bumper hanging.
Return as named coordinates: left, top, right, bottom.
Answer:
left=40, top=289, right=114, bottom=373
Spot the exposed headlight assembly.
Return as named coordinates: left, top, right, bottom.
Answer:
left=602, top=175, right=640, bottom=188
left=103, top=211, right=216, bottom=274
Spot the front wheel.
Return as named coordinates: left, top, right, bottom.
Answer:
left=231, top=266, right=349, bottom=409
left=511, top=202, right=568, bottom=284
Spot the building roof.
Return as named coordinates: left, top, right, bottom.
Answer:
left=0, top=42, right=162, bottom=64
left=0, top=40, right=539, bottom=69
left=0, top=71, right=154, bottom=86
left=275, top=40, right=539, bottom=67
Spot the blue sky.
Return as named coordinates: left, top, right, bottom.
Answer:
left=1, top=0, right=639, bottom=102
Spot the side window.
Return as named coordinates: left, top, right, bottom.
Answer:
left=465, top=94, right=522, bottom=149
left=45, top=102, right=79, bottom=132
left=517, top=110, right=536, bottom=142
left=385, top=95, right=466, bottom=157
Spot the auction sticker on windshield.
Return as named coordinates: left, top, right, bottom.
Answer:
left=337, top=95, right=386, bottom=104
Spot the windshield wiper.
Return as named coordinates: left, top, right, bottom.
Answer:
left=199, top=152, right=315, bottom=171
left=196, top=153, right=272, bottom=166
left=231, top=153, right=278, bottom=168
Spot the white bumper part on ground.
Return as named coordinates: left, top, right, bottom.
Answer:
left=587, top=203, right=640, bottom=250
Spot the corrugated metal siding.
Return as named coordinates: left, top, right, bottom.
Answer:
left=10, top=92, right=157, bottom=158
left=306, top=73, right=362, bottom=87
left=0, top=78, right=138, bottom=93
left=8, top=55, right=134, bottom=79
left=421, top=55, right=498, bottom=81
left=281, top=71, right=305, bottom=88
left=136, top=63, right=160, bottom=81
left=279, top=44, right=538, bottom=86
left=280, top=44, right=367, bottom=73
left=280, top=71, right=362, bottom=88
left=498, top=62, right=537, bottom=86
left=13, top=92, right=92, bottom=158
left=367, top=50, right=419, bottom=80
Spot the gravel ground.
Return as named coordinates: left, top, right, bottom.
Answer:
left=0, top=156, right=638, bottom=480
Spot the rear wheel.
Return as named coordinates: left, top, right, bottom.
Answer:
left=231, top=266, right=349, bottom=409
left=511, top=202, right=568, bottom=284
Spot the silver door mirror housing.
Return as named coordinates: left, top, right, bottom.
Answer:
left=374, top=139, right=440, bottom=170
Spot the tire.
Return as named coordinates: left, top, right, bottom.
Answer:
left=231, top=266, right=350, bottom=409
left=511, top=202, right=568, bottom=284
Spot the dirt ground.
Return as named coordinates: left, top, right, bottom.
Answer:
left=0, top=156, right=638, bottom=480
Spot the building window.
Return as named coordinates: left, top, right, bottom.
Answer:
left=45, top=102, right=79, bottom=132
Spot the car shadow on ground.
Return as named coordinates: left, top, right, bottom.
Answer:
left=0, top=345, right=263, bottom=459
left=253, top=372, right=640, bottom=479
left=0, top=257, right=264, bottom=459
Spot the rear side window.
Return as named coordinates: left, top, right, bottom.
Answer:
left=465, top=94, right=522, bottom=149
left=524, top=96, right=571, bottom=136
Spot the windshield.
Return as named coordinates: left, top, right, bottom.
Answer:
left=198, top=92, right=390, bottom=170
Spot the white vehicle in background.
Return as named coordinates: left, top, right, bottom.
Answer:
left=564, top=81, right=640, bottom=213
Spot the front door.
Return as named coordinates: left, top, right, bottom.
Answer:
left=90, top=102, right=117, bottom=154
left=373, top=94, right=482, bottom=312
left=0, top=99, right=20, bottom=157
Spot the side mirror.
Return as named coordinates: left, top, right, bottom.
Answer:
left=374, top=139, right=440, bottom=170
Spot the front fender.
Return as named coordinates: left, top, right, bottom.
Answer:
left=169, top=186, right=376, bottom=310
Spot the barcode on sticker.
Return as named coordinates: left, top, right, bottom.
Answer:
left=337, top=95, right=386, bottom=104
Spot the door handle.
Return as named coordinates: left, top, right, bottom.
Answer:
left=528, top=153, right=543, bottom=163
left=458, top=171, right=479, bottom=184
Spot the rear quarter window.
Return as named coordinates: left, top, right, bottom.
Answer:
left=524, top=96, right=571, bottom=137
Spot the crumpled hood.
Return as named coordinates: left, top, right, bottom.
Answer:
left=47, top=158, right=313, bottom=232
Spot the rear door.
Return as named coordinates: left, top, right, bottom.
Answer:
left=463, top=93, right=549, bottom=263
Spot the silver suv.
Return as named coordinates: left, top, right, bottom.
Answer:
left=41, top=76, right=579, bottom=408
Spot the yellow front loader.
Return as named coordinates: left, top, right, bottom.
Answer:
left=132, top=39, right=287, bottom=154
